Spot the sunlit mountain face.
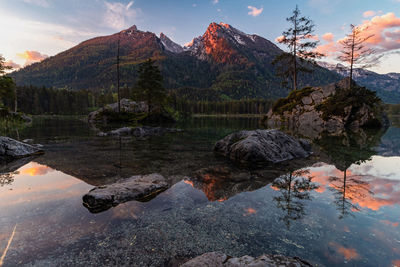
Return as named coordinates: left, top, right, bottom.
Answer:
left=1, top=117, right=399, bottom=266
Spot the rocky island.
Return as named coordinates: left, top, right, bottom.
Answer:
left=264, top=80, right=389, bottom=138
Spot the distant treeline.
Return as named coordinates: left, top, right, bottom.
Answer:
left=172, top=98, right=274, bottom=115
left=2, top=85, right=273, bottom=115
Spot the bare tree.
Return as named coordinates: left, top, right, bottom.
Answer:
left=273, top=5, right=324, bottom=91
left=337, top=24, right=377, bottom=89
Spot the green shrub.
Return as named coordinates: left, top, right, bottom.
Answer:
left=272, top=87, right=314, bottom=115
left=315, top=86, right=382, bottom=123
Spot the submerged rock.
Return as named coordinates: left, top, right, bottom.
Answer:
left=97, top=126, right=182, bottom=137
left=82, top=173, right=169, bottom=213
left=180, top=252, right=312, bottom=267
left=0, top=136, right=44, bottom=160
left=214, top=129, right=312, bottom=165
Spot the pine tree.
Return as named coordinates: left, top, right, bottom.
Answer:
left=0, top=55, right=15, bottom=107
left=337, top=24, right=377, bottom=89
left=273, top=5, right=323, bottom=91
left=134, top=59, right=166, bottom=114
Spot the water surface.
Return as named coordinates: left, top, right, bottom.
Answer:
left=0, top=116, right=399, bottom=266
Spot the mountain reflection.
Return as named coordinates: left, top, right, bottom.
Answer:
left=272, top=169, right=319, bottom=228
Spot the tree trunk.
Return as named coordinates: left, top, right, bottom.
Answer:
left=117, top=33, right=121, bottom=113
left=293, top=20, right=298, bottom=91
left=14, top=86, right=17, bottom=113
left=349, top=32, right=355, bottom=89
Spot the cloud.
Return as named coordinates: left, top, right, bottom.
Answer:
left=363, top=10, right=376, bottom=18
left=308, top=0, right=343, bottom=14
left=316, top=12, right=400, bottom=57
left=17, top=50, right=48, bottom=66
left=22, top=0, right=50, bottom=8
left=247, top=6, right=263, bottom=17
left=192, top=3, right=197, bottom=7
left=212, top=0, right=219, bottom=4
left=104, top=1, right=140, bottom=30
left=357, top=12, right=400, bottom=51
left=5, top=60, right=21, bottom=70
left=322, top=32, right=334, bottom=42
left=275, top=35, right=285, bottom=43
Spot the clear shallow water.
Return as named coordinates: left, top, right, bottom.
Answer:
left=0, top=116, right=400, bottom=267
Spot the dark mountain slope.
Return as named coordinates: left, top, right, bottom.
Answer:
left=12, top=23, right=340, bottom=100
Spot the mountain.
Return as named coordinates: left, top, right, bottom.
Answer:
left=12, top=23, right=340, bottom=101
left=318, top=62, right=400, bottom=104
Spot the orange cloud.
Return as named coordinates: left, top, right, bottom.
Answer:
left=243, top=207, right=257, bottom=216
left=380, top=220, right=399, bottom=227
left=21, top=165, right=53, bottom=176
left=329, top=242, right=360, bottom=260
left=17, top=50, right=48, bottom=66
left=275, top=35, right=285, bottom=43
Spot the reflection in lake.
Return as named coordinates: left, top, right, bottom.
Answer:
left=0, top=116, right=400, bottom=266
left=272, top=170, right=319, bottom=228
left=328, top=169, right=372, bottom=219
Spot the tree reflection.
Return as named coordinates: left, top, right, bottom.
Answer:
left=329, top=169, right=373, bottom=219
left=272, top=169, right=319, bottom=228
left=0, top=171, right=18, bottom=186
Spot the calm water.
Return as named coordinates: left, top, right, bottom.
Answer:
left=0, top=116, right=400, bottom=267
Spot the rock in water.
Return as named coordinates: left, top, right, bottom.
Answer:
left=82, top=173, right=169, bottom=213
left=0, top=136, right=44, bottom=160
left=180, top=252, right=312, bottom=267
left=88, top=98, right=148, bottom=123
left=214, top=129, right=311, bottom=165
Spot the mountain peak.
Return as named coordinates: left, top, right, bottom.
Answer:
left=219, top=22, right=231, bottom=29
left=159, top=32, right=183, bottom=53
left=121, top=25, right=138, bottom=34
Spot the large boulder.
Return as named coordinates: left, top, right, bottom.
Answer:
left=0, top=136, right=44, bottom=160
left=214, top=129, right=312, bottom=165
left=180, top=252, right=312, bottom=267
left=82, top=173, right=169, bottom=213
left=97, top=126, right=182, bottom=137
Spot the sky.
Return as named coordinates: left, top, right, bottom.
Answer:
left=0, top=0, right=400, bottom=74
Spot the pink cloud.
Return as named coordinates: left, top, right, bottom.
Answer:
left=363, top=10, right=376, bottom=18
left=358, top=12, right=400, bottom=51
left=316, top=12, right=400, bottom=58
left=5, top=60, right=21, bottom=70
left=247, top=6, right=263, bottom=17
left=322, top=32, right=334, bottom=42
left=17, top=50, right=48, bottom=66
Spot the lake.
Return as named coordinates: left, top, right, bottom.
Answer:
left=0, top=116, right=399, bottom=266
